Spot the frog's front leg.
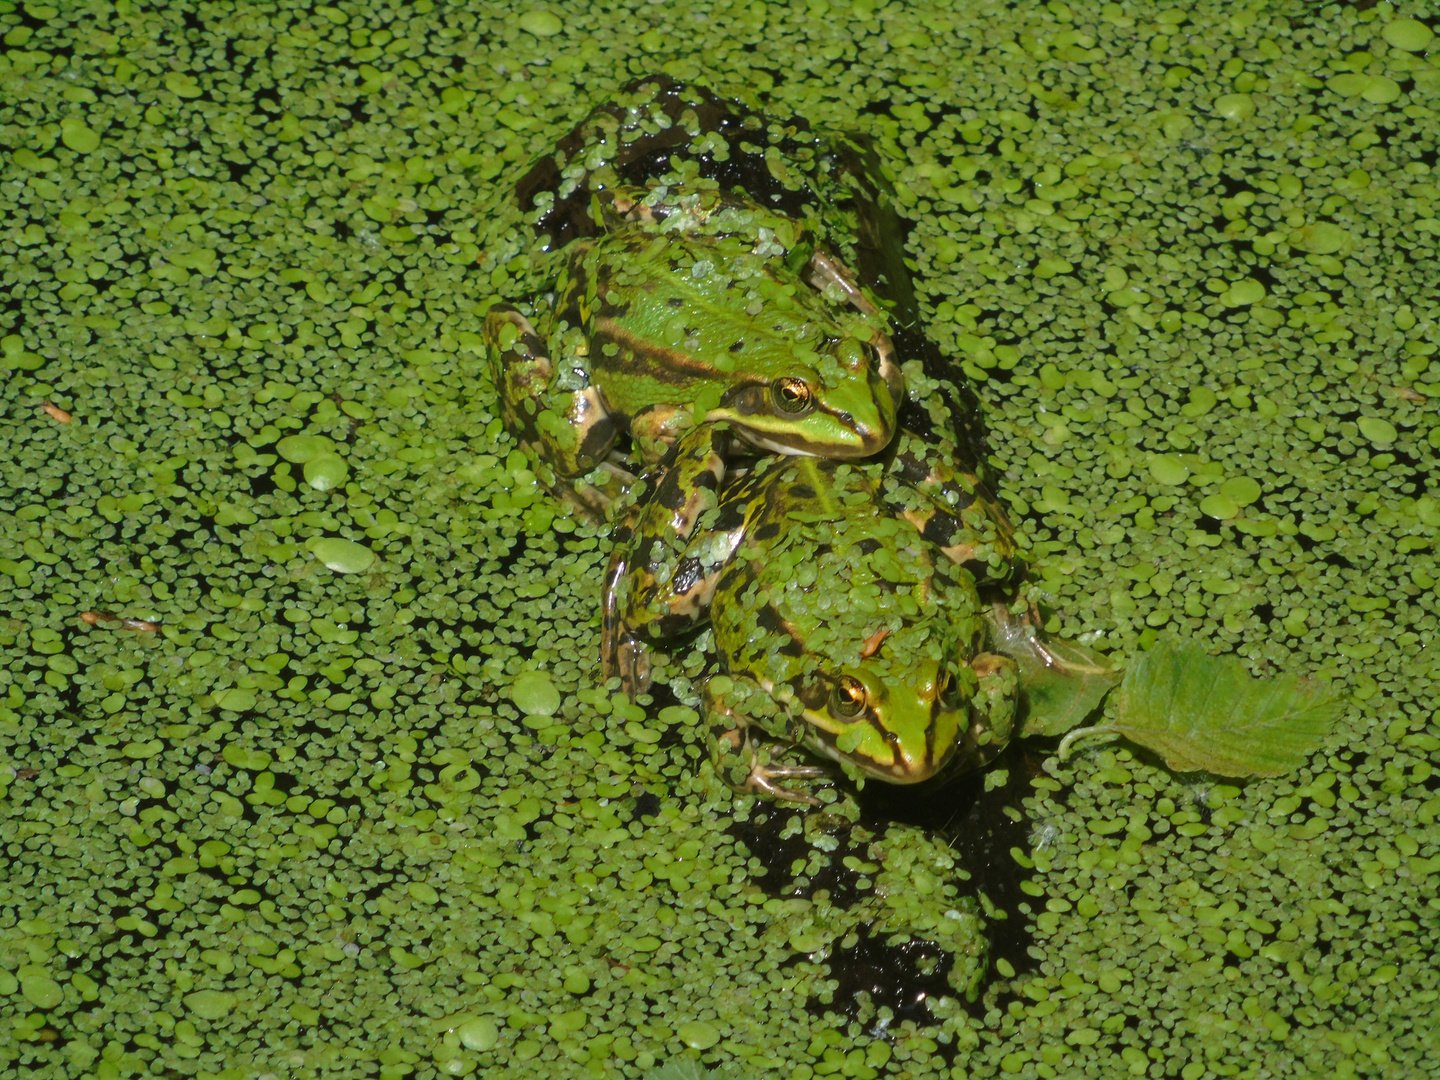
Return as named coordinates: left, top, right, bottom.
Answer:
left=601, top=424, right=739, bottom=697
left=705, top=674, right=831, bottom=805
left=483, top=304, right=629, bottom=517
left=956, top=652, right=1018, bottom=773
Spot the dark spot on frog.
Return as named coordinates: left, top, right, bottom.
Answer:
left=715, top=565, right=746, bottom=597
left=921, top=512, right=959, bottom=548
left=711, top=500, right=748, bottom=533
left=578, top=415, right=618, bottom=467
left=672, top=556, right=706, bottom=595
left=730, top=339, right=744, bottom=352
left=656, top=473, right=691, bottom=511
left=754, top=603, right=798, bottom=642
left=789, top=484, right=817, bottom=502
left=754, top=521, right=782, bottom=543
left=796, top=678, right=828, bottom=709
left=894, top=451, right=936, bottom=486
left=725, top=383, right=769, bottom=416
left=666, top=297, right=684, bottom=308
left=775, top=636, right=805, bottom=659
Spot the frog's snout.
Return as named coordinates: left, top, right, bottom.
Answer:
left=884, top=706, right=965, bottom=784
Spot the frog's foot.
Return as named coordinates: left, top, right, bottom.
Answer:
left=708, top=682, right=834, bottom=804
left=741, top=762, right=830, bottom=806
left=712, top=719, right=828, bottom=804
left=806, top=248, right=879, bottom=314
left=559, top=458, right=640, bottom=522
left=600, top=545, right=655, bottom=698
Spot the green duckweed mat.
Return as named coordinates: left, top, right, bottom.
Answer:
left=3, top=1, right=1439, bottom=1078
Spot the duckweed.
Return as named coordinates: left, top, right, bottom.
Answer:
left=2, top=1, right=1438, bottom=1079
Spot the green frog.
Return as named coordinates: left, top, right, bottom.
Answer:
left=485, top=159, right=904, bottom=518
left=602, top=422, right=1021, bottom=802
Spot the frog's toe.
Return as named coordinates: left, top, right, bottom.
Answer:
left=743, top=763, right=831, bottom=805
left=615, top=637, right=653, bottom=699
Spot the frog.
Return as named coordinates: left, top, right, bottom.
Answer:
left=483, top=184, right=905, bottom=517
left=484, top=72, right=1007, bottom=521
left=601, top=421, right=1022, bottom=802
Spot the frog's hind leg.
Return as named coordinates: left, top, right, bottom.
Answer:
left=881, top=431, right=1022, bottom=586
left=484, top=304, right=621, bottom=515
left=601, top=424, right=737, bottom=697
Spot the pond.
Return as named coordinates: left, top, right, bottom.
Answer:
left=1, top=2, right=1437, bottom=1079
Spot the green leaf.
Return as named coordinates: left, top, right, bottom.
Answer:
left=988, top=608, right=1122, bottom=738
left=1061, top=640, right=1341, bottom=776
left=642, top=1061, right=711, bottom=1080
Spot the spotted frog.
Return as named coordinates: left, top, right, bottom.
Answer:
left=484, top=191, right=902, bottom=514
left=486, top=80, right=908, bottom=517
left=602, top=422, right=1021, bottom=802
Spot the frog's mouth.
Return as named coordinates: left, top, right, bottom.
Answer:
left=734, top=426, right=888, bottom=459
left=799, top=706, right=965, bottom=784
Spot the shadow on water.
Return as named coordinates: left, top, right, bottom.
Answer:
left=727, top=742, right=1042, bottom=1027
left=855, top=742, right=1043, bottom=987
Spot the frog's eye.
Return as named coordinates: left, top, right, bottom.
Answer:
left=771, top=377, right=815, bottom=416
left=829, top=675, right=868, bottom=720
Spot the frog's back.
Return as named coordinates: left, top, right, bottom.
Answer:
left=720, top=459, right=963, bottom=637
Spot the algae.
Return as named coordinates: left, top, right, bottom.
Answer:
left=1, top=2, right=1437, bottom=1079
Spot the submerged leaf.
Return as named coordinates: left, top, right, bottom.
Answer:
left=987, top=607, right=1122, bottom=738
left=1065, top=640, right=1341, bottom=776
left=642, top=1061, right=711, bottom=1080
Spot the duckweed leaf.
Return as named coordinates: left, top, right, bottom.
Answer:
left=455, top=1017, right=498, bottom=1052
left=303, top=453, right=349, bottom=490
left=212, top=687, right=256, bottom=712
left=21, top=973, right=64, bottom=1010
left=275, top=434, right=336, bottom=463
left=183, top=990, right=235, bottom=1020
left=676, top=1020, right=721, bottom=1050
left=1061, top=640, right=1341, bottom=777
left=308, top=537, right=375, bottom=574
left=511, top=671, right=560, bottom=716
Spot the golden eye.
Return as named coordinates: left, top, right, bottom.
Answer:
left=771, top=377, right=815, bottom=415
left=829, top=675, right=867, bottom=719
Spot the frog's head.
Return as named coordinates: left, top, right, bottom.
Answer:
left=794, top=655, right=974, bottom=784
left=711, top=333, right=903, bottom=459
